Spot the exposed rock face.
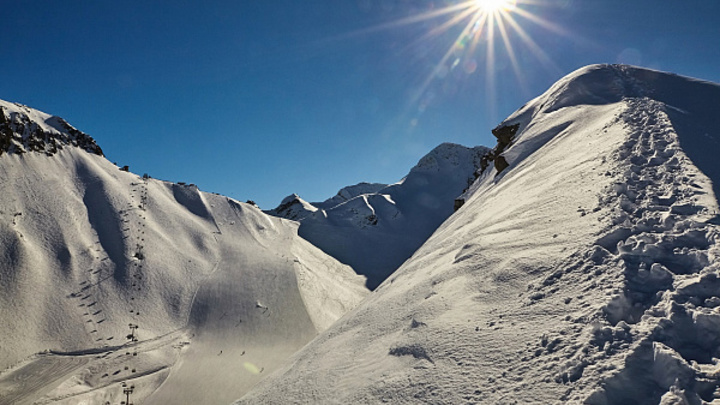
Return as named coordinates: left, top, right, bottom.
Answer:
left=453, top=198, right=465, bottom=211
left=492, top=122, right=520, bottom=149
left=0, top=102, right=103, bottom=157
left=478, top=122, right=520, bottom=176
left=494, top=155, right=509, bottom=173
left=269, top=194, right=318, bottom=221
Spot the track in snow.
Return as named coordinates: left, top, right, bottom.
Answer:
left=0, top=355, right=89, bottom=405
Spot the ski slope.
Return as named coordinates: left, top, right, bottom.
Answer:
left=0, top=100, right=368, bottom=405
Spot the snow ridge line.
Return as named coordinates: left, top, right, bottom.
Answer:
left=520, top=97, right=720, bottom=404
left=582, top=97, right=720, bottom=404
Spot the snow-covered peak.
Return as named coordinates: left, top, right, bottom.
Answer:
left=500, top=64, right=720, bottom=134
left=541, top=64, right=645, bottom=112
left=269, top=142, right=491, bottom=289
left=509, top=64, right=645, bottom=122
left=412, top=142, right=486, bottom=173
left=467, top=64, right=720, bottom=197
left=0, top=99, right=103, bottom=156
left=268, top=193, right=319, bottom=221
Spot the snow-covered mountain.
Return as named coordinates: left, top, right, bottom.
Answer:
left=237, top=64, right=720, bottom=404
left=268, top=143, right=490, bottom=289
left=0, top=100, right=102, bottom=156
left=0, top=100, right=368, bottom=405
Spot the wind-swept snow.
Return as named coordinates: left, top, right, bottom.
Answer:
left=237, top=65, right=720, bottom=404
left=269, top=143, right=490, bottom=289
left=0, top=101, right=368, bottom=405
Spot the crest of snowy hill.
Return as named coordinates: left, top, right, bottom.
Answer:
left=0, top=100, right=102, bottom=156
left=0, top=100, right=368, bottom=405
left=268, top=143, right=491, bottom=289
left=238, top=64, right=720, bottom=405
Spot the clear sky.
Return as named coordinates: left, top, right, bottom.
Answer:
left=2, top=1, right=719, bottom=208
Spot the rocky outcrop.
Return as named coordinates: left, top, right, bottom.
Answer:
left=453, top=198, right=465, bottom=211
left=492, top=122, right=520, bottom=148
left=478, top=122, right=520, bottom=175
left=267, top=194, right=318, bottom=221
left=0, top=103, right=103, bottom=157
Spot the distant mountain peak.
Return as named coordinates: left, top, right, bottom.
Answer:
left=270, top=193, right=318, bottom=221
left=412, top=142, right=487, bottom=173
left=0, top=100, right=103, bottom=157
left=268, top=141, right=491, bottom=289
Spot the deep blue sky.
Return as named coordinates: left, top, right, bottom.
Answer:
left=3, top=1, right=719, bottom=208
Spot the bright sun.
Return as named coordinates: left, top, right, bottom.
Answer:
left=475, top=0, right=517, bottom=12
left=353, top=0, right=564, bottom=122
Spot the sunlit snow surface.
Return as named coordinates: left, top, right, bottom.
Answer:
left=0, top=103, right=368, bottom=405
left=238, top=65, right=720, bottom=404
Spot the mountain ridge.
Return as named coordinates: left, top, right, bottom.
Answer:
left=2, top=64, right=720, bottom=404
left=0, top=102, right=368, bottom=404
left=238, top=64, right=720, bottom=404
left=267, top=141, right=491, bottom=289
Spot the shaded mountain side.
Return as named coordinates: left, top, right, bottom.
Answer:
left=268, top=142, right=491, bottom=289
left=237, top=65, right=720, bottom=404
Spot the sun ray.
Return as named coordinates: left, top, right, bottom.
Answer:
left=475, top=0, right=517, bottom=12
left=485, top=12, right=498, bottom=120
left=512, top=6, right=599, bottom=48
left=344, top=1, right=477, bottom=39
left=409, top=9, right=485, bottom=106
left=500, top=11, right=561, bottom=74
left=405, top=7, right=483, bottom=52
left=495, top=12, right=529, bottom=97
left=467, top=13, right=489, bottom=55
left=353, top=0, right=566, bottom=129
left=511, top=7, right=569, bottom=36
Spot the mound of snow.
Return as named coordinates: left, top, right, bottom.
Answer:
left=237, top=65, right=720, bottom=404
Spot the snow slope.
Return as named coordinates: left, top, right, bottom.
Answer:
left=268, top=143, right=490, bottom=289
left=237, top=64, right=720, bottom=404
left=0, top=101, right=368, bottom=405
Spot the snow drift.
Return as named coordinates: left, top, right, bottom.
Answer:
left=237, top=65, right=720, bottom=404
left=0, top=100, right=368, bottom=405
left=269, top=143, right=490, bottom=289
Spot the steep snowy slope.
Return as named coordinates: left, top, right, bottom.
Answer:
left=269, top=143, right=490, bottom=289
left=238, top=64, right=720, bottom=404
left=0, top=100, right=368, bottom=405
